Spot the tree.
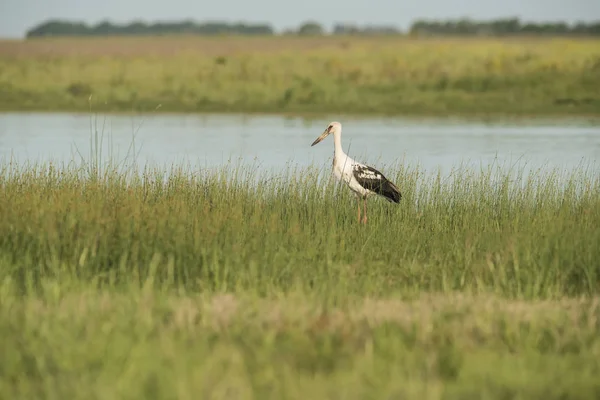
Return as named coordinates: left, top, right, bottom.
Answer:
left=297, top=21, right=325, bottom=36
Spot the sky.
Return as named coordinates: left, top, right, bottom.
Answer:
left=1, top=0, right=599, bottom=38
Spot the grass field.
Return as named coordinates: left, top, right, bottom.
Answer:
left=1, top=145, right=599, bottom=398
left=1, top=35, right=599, bottom=117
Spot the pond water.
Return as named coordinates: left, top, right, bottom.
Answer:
left=1, top=112, right=599, bottom=179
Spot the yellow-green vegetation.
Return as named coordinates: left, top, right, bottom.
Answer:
left=1, top=143, right=599, bottom=398
left=1, top=36, right=599, bottom=116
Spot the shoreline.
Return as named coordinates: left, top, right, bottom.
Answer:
left=3, top=106, right=600, bottom=126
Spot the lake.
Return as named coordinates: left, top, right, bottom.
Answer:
left=1, top=112, right=599, bottom=180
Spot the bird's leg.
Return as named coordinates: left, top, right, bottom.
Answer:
left=362, top=198, right=368, bottom=224
left=357, top=197, right=361, bottom=224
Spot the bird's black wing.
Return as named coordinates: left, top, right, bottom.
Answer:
left=352, top=164, right=402, bottom=203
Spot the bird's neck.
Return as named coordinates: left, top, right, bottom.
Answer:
left=333, top=131, right=345, bottom=158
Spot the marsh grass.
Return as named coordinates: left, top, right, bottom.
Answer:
left=1, top=36, right=599, bottom=116
left=2, top=156, right=599, bottom=297
left=1, top=122, right=600, bottom=398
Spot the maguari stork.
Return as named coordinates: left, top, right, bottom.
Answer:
left=311, top=121, right=402, bottom=224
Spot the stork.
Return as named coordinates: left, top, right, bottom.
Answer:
left=311, top=121, right=402, bottom=224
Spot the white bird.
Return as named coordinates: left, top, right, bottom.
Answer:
left=311, top=121, right=402, bottom=224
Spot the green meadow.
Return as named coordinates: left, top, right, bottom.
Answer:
left=1, top=143, right=599, bottom=398
left=1, top=36, right=599, bottom=116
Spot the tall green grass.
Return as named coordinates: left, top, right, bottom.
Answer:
left=1, top=158, right=599, bottom=298
left=1, top=139, right=599, bottom=397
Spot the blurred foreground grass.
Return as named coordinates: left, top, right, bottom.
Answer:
left=2, top=290, right=599, bottom=399
left=1, top=155, right=599, bottom=398
left=1, top=36, right=599, bottom=116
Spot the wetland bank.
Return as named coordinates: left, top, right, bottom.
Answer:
left=0, top=35, right=599, bottom=116
left=1, top=149, right=599, bottom=398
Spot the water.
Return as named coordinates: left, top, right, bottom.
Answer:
left=1, top=112, right=599, bottom=179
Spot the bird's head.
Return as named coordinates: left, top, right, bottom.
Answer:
left=311, top=121, right=341, bottom=147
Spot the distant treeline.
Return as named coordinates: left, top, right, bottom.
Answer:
left=410, top=18, right=600, bottom=36
left=25, top=17, right=600, bottom=38
left=25, top=20, right=275, bottom=37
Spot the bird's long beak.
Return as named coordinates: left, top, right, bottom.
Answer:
left=311, top=127, right=331, bottom=147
